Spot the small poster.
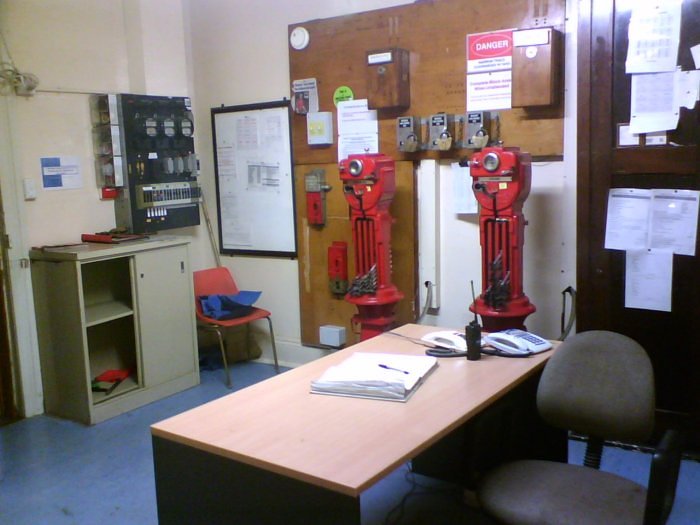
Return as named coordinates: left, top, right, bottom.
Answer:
left=40, top=156, right=82, bottom=190
left=292, top=78, right=319, bottom=115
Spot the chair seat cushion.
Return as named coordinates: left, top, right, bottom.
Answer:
left=478, top=460, right=647, bottom=525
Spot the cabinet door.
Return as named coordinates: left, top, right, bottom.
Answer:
left=135, top=245, right=197, bottom=387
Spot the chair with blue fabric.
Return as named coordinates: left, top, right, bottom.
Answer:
left=477, top=330, right=684, bottom=525
left=193, top=266, right=279, bottom=387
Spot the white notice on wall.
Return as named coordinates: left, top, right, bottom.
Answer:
left=40, top=156, right=82, bottom=190
left=625, top=249, right=673, bottom=312
left=466, top=70, right=512, bottom=111
left=604, top=188, right=653, bottom=251
left=605, top=188, right=699, bottom=256
left=337, top=99, right=378, bottom=162
left=629, top=72, right=679, bottom=134
left=648, top=189, right=699, bottom=256
left=625, top=1, right=681, bottom=74
left=450, top=162, right=478, bottom=214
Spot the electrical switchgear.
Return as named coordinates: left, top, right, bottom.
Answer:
left=91, top=93, right=201, bottom=233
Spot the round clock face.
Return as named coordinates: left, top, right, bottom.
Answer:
left=290, top=27, right=309, bottom=50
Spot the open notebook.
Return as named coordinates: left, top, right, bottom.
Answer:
left=310, top=352, right=438, bottom=402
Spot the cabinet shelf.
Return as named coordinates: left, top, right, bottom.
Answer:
left=85, top=301, right=134, bottom=327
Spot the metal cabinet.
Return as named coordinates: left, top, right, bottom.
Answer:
left=30, top=237, right=199, bottom=424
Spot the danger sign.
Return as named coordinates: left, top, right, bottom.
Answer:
left=467, top=30, right=513, bottom=73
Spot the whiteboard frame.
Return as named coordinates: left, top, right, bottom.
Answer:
left=211, top=99, right=297, bottom=258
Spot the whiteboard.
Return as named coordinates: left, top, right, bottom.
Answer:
left=211, top=100, right=297, bottom=257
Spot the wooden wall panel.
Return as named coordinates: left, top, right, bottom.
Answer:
left=295, top=161, right=417, bottom=347
left=288, top=0, right=566, bottom=165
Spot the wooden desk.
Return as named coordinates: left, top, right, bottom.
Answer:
left=151, top=324, right=561, bottom=524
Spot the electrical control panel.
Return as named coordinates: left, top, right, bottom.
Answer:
left=90, top=93, right=201, bottom=233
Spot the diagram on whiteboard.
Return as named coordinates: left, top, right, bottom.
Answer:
left=212, top=100, right=297, bottom=257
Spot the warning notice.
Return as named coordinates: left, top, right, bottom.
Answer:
left=467, top=30, right=513, bottom=73
left=466, top=29, right=514, bottom=111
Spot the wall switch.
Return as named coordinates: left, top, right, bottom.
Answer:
left=23, top=178, right=37, bottom=200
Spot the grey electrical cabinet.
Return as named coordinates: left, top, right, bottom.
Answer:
left=29, top=237, right=199, bottom=424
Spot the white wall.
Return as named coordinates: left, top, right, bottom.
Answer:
left=0, top=0, right=195, bottom=415
left=0, top=0, right=576, bottom=416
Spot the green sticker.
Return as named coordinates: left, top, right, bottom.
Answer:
left=333, top=86, right=354, bottom=106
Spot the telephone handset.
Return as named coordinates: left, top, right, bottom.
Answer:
left=421, top=331, right=467, bottom=351
left=482, top=329, right=552, bottom=355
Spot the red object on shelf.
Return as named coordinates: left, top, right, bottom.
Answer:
left=94, top=369, right=130, bottom=382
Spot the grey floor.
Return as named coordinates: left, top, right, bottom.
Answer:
left=1, top=360, right=699, bottom=524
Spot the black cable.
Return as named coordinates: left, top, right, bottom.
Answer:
left=382, top=464, right=468, bottom=525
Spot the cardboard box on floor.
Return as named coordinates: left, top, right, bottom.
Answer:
left=197, top=326, right=262, bottom=365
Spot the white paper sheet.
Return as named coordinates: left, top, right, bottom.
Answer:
left=605, top=188, right=699, bottom=256
left=625, top=1, right=681, bottom=74
left=625, top=249, right=673, bottom=312
left=466, top=70, right=512, bottom=111
left=677, top=70, right=700, bottom=109
left=692, top=44, right=700, bottom=69
left=451, top=162, right=478, bottom=214
left=605, top=188, right=653, bottom=250
left=337, top=99, right=378, bottom=161
left=629, top=72, right=679, bottom=134
left=648, top=189, right=699, bottom=256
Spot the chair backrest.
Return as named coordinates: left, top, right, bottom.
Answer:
left=193, top=267, right=241, bottom=315
left=537, top=330, right=655, bottom=443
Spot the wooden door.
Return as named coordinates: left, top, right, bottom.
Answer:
left=0, top=264, right=17, bottom=424
left=578, top=0, right=700, bottom=440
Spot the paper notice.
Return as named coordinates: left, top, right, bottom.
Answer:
left=625, top=1, right=681, bottom=74
left=625, top=249, right=673, bottom=312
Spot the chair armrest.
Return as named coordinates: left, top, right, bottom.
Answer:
left=643, top=428, right=685, bottom=525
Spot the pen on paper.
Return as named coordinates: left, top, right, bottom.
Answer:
left=378, top=364, right=409, bottom=374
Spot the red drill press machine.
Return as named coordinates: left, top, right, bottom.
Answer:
left=338, top=153, right=404, bottom=340
left=469, top=146, right=536, bottom=331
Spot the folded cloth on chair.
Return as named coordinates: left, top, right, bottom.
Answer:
left=199, top=291, right=262, bottom=320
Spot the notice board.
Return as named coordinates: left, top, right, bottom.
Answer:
left=288, top=0, right=567, bottom=165
left=211, top=100, right=297, bottom=257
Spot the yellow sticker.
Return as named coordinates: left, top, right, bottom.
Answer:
left=499, top=182, right=508, bottom=190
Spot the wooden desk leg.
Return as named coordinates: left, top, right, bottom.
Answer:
left=152, top=436, right=361, bottom=525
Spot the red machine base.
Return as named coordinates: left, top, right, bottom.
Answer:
left=347, top=286, right=403, bottom=341
left=470, top=295, right=536, bottom=332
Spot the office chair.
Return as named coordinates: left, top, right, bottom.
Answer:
left=477, top=330, right=683, bottom=525
left=193, top=267, right=279, bottom=388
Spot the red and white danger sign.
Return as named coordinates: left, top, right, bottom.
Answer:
left=467, top=30, right=514, bottom=73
